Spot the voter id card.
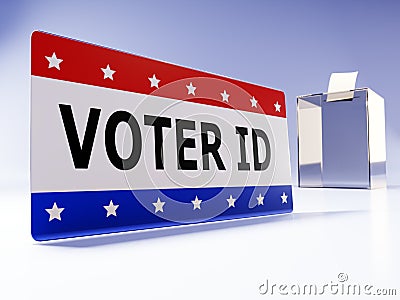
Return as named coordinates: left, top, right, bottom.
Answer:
left=31, top=31, right=293, bottom=241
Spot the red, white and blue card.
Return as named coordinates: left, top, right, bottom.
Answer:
left=31, top=31, right=293, bottom=241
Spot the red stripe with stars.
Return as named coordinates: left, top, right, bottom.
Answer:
left=31, top=31, right=286, bottom=117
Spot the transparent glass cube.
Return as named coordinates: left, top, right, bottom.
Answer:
left=297, top=88, right=386, bottom=189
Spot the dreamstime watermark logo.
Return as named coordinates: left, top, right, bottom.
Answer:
left=259, top=273, right=397, bottom=296
left=120, top=76, right=277, bottom=224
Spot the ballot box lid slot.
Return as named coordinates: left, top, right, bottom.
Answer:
left=297, top=87, right=369, bottom=100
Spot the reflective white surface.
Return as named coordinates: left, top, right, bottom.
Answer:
left=0, top=185, right=399, bottom=299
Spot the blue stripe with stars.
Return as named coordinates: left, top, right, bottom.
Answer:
left=31, top=185, right=293, bottom=241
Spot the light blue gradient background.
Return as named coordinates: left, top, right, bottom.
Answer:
left=1, top=0, right=399, bottom=189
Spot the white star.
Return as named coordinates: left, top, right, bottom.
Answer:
left=281, top=192, right=288, bottom=204
left=45, top=202, right=64, bottom=221
left=103, top=200, right=119, bottom=217
left=101, top=64, right=116, bottom=80
left=256, top=193, right=264, bottom=206
left=220, top=90, right=230, bottom=102
left=227, top=195, right=236, bottom=208
left=186, top=82, right=196, bottom=96
left=148, top=74, right=160, bottom=88
left=250, top=96, right=258, bottom=108
left=152, top=197, right=165, bottom=213
left=274, top=101, right=281, bottom=112
left=45, top=52, right=63, bottom=70
left=191, top=196, right=202, bottom=210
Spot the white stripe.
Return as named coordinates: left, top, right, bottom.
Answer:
left=31, top=76, right=292, bottom=192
